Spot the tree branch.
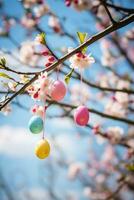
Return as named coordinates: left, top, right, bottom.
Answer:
left=48, top=111, right=133, bottom=148
left=101, top=0, right=116, bottom=24
left=49, top=101, right=134, bottom=125
left=111, top=34, right=134, bottom=69
left=0, top=14, right=134, bottom=111
left=107, top=2, right=134, bottom=14
left=1, top=57, right=134, bottom=94
left=105, top=180, right=126, bottom=200
left=1, top=90, right=134, bottom=126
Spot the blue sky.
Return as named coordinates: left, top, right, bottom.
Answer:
left=0, top=1, right=134, bottom=199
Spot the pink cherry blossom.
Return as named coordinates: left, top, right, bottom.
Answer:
left=68, top=48, right=95, bottom=69
left=31, top=104, right=45, bottom=118
left=20, top=41, right=39, bottom=66
left=107, top=126, right=124, bottom=144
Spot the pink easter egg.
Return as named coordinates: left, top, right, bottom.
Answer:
left=51, top=80, right=66, bottom=101
left=74, top=106, right=89, bottom=126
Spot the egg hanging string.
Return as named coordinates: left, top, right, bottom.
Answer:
left=80, top=68, right=84, bottom=105
left=56, top=64, right=61, bottom=80
left=42, top=99, right=47, bottom=140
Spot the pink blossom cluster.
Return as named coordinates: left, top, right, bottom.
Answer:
left=48, top=16, right=62, bottom=34
left=27, top=72, right=53, bottom=101
left=65, top=0, right=79, bottom=7
left=70, top=83, right=90, bottom=105
left=65, top=0, right=99, bottom=12
left=68, top=48, right=95, bottom=69
left=105, top=80, right=130, bottom=117
left=21, top=1, right=49, bottom=30
left=100, top=39, right=120, bottom=67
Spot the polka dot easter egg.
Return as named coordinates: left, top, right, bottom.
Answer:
left=28, top=116, right=43, bottom=134
left=35, top=139, right=50, bottom=159
left=74, top=105, right=89, bottom=126
left=51, top=80, right=66, bottom=101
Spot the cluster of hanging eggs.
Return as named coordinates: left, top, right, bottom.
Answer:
left=28, top=80, right=89, bottom=159
left=28, top=32, right=91, bottom=159
left=28, top=80, right=67, bottom=159
left=50, top=79, right=89, bottom=126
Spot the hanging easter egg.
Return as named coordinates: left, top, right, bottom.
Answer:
left=28, top=116, right=43, bottom=134
left=74, top=105, right=89, bottom=126
left=51, top=80, right=66, bottom=101
left=35, top=139, right=50, bottom=159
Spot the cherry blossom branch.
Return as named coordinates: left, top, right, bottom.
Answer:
left=0, top=14, right=134, bottom=112
left=70, top=70, right=134, bottom=94
left=86, top=124, right=132, bottom=149
left=107, top=67, right=134, bottom=84
left=6, top=11, right=134, bottom=82
left=90, top=8, right=134, bottom=70
left=48, top=101, right=134, bottom=125
left=101, top=0, right=116, bottom=24
left=111, top=34, right=134, bottom=69
left=8, top=38, right=134, bottom=93
left=106, top=2, right=134, bottom=14
left=47, top=110, right=132, bottom=148
left=0, top=64, right=36, bottom=75
left=2, top=13, right=134, bottom=91
left=2, top=57, right=134, bottom=94
left=0, top=89, right=134, bottom=126
left=1, top=48, right=134, bottom=94
left=105, top=180, right=126, bottom=200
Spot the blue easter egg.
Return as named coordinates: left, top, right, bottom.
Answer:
left=28, top=116, right=43, bottom=134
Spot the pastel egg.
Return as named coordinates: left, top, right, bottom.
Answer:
left=28, top=116, right=43, bottom=134
left=35, top=139, right=50, bottom=159
left=51, top=80, right=66, bottom=101
left=74, top=105, right=89, bottom=126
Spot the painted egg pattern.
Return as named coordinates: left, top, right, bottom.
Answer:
left=51, top=80, right=66, bottom=101
left=28, top=116, right=43, bottom=134
left=74, top=105, right=89, bottom=126
left=35, top=139, right=50, bottom=159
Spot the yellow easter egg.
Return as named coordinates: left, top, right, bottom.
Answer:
left=35, top=139, right=50, bottom=159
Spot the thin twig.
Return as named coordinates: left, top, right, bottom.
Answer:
left=105, top=181, right=126, bottom=200
left=49, top=101, right=134, bottom=125
left=107, top=2, right=134, bottom=14
left=101, top=0, right=116, bottom=24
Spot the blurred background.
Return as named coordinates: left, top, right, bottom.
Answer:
left=0, top=0, right=134, bottom=200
